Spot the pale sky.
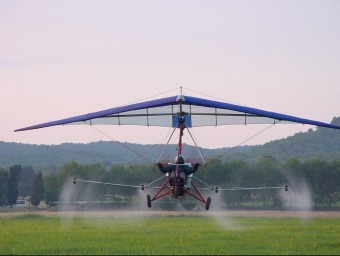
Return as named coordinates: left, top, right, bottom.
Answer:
left=1, top=0, right=340, bottom=149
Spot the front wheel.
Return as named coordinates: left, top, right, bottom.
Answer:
left=205, top=197, right=211, bottom=210
left=147, top=194, right=152, bottom=208
left=174, top=185, right=180, bottom=198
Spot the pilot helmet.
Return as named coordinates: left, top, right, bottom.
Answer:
left=175, top=155, right=185, bottom=164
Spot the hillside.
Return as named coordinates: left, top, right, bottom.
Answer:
left=1, top=117, right=340, bottom=170
left=223, top=116, right=340, bottom=162
left=0, top=140, right=234, bottom=171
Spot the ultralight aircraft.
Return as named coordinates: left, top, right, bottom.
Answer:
left=15, top=88, right=340, bottom=210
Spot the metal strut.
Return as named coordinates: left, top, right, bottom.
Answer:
left=150, top=90, right=211, bottom=207
left=185, top=180, right=207, bottom=204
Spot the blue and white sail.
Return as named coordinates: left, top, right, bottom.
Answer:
left=15, top=95, right=340, bottom=132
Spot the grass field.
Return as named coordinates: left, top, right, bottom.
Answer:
left=1, top=211, right=340, bottom=255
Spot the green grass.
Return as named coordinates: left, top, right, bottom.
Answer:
left=1, top=214, right=340, bottom=255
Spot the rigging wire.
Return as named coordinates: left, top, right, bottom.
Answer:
left=146, top=176, right=167, bottom=187
left=84, top=87, right=277, bottom=167
left=192, top=176, right=214, bottom=189
left=90, top=87, right=181, bottom=164
left=186, top=128, right=207, bottom=165
left=156, top=126, right=177, bottom=164
left=182, top=87, right=241, bottom=105
left=187, top=127, right=210, bottom=159
left=122, top=87, right=180, bottom=106
left=206, top=123, right=277, bottom=165
left=86, top=124, right=154, bottom=164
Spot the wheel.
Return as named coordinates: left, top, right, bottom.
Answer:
left=174, top=185, right=180, bottom=198
left=205, top=197, right=211, bottom=210
left=147, top=194, right=152, bottom=208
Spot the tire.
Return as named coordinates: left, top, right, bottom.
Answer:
left=147, top=194, right=152, bottom=208
left=174, top=185, right=180, bottom=198
left=205, top=197, right=211, bottom=210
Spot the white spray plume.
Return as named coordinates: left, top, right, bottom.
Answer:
left=279, top=173, right=313, bottom=220
left=207, top=191, right=241, bottom=231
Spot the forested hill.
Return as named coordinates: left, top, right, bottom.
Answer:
left=0, top=141, right=234, bottom=171
left=223, top=116, right=340, bottom=163
left=1, top=117, right=340, bottom=170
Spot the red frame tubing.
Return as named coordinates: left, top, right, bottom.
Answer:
left=184, top=180, right=207, bottom=204
left=152, top=107, right=208, bottom=205
left=178, top=120, right=184, bottom=155
left=151, top=178, right=172, bottom=201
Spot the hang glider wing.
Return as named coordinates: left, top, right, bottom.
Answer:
left=15, top=95, right=340, bottom=132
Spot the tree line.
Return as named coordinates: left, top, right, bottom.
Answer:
left=1, top=156, right=339, bottom=210
left=0, top=165, right=44, bottom=207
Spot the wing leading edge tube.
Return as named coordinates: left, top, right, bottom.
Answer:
left=15, top=95, right=340, bottom=132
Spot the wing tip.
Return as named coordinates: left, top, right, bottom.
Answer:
left=14, top=129, right=28, bottom=132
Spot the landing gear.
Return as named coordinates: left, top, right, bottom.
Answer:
left=205, top=197, right=211, bottom=210
left=174, top=178, right=186, bottom=198
left=147, top=194, right=152, bottom=208
left=174, top=185, right=180, bottom=198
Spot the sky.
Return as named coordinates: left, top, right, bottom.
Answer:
left=1, top=0, right=340, bottom=149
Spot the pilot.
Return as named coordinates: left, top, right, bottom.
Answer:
left=156, top=155, right=200, bottom=185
